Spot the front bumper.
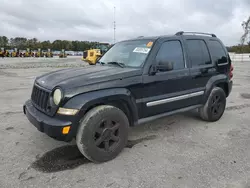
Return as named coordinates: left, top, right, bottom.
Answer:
left=23, top=99, right=75, bottom=142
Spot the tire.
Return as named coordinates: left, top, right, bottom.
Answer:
left=199, top=87, right=226, bottom=122
left=76, top=105, right=129, bottom=163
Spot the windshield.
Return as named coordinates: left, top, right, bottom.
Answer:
left=98, top=39, right=154, bottom=68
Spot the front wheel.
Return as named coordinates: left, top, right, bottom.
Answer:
left=199, top=87, right=226, bottom=122
left=76, top=105, right=129, bottom=163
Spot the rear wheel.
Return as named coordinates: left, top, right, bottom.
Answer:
left=199, top=87, right=226, bottom=122
left=76, top=105, right=129, bottom=163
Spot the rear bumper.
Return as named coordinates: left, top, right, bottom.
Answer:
left=23, top=99, right=75, bottom=142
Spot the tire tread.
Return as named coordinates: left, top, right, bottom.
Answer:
left=76, top=105, right=129, bottom=163
left=199, top=87, right=226, bottom=122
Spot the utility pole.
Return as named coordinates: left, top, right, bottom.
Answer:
left=113, top=6, right=116, bottom=44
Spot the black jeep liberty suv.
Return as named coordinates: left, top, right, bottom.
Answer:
left=23, top=31, right=233, bottom=163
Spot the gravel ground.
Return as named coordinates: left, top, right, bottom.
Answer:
left=0, top=57, right=250, bottom=188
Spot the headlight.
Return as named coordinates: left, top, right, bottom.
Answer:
left=53, top=88, right=62, bottom=105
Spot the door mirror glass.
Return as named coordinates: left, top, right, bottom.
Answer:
left=156, top=61, right=174, bottom=72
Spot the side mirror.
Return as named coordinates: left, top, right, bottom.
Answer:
left=156, top=61, right=174, bottom=72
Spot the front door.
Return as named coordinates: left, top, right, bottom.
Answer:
left=139, top=39, right=202, bottom=118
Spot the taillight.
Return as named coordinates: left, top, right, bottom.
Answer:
left=229, top=64, right=233, bottom=79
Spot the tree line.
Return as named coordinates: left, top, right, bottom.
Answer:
left=0, top=36, right=108, bottom=51
left=1, top=35, right=250, bottom=53
left=227, top=43, right=250, bottom=53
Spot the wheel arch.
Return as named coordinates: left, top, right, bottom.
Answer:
left=215, top=82, right=229, bottom=97
left=203, top=74, right=230, bottom=104
left=63, top=88, right=138, bottom=127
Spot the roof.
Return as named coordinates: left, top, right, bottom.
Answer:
left=120, top=31, right=218, bottom=43
left=124, top=35, right=172, bottom=41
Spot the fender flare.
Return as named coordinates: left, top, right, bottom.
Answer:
left=202, top=74, right=228, bottom=104
left=63, top=88, right=138, bottom=124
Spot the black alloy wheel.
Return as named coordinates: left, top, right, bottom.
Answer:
left=94, top=119, right=121, bottom=152
left=76, top=105, right=129, bottom=163
left=199, top=87, right=226, bottom=122
left=210, top=95, right=224, bottom=116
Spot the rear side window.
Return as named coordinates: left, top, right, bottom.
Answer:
left=208, top=40, right=227, bottom=64
left=156, top=40, right=185, bottom=70
left=186, top=39, right=211, bottom=67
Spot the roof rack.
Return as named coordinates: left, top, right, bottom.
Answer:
left=175, top=31, right=216, bottom=37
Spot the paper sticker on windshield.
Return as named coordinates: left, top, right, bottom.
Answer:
left=133, top=47, right=150, bottom=54
left=146, top=41, right=153, bottom=47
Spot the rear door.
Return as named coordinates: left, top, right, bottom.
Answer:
left=183, top=37, right=217, bottom=100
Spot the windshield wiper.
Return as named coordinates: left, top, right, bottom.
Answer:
left=97, top=61, right=105, bottom=65
left=106, top=61, right=125, bottom=68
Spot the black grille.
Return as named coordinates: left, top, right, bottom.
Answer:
left=31, top=85, right=50, bottom=112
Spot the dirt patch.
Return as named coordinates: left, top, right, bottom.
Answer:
left=18, top=171, right=35, bottom=182
left=240, top=93, right=250, bottom=99
left=18, top=172, right=27, bottom=180
left=126, top=135, right=157, bottom=148
left=0, top=70, right=17, bottom=77
left=226, top=104, right=250, bottom=111
left=5, top=127, right=14, bottom=131
left=233, top=83, right=241, bottom=86
left=4, top=87, right=29, bottom=92
left=31, top=145, right=90, bottom=173
left=31, top=135, right=157, bottom=173
left=1, top=111, right=22, bottom=116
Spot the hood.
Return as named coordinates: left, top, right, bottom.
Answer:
left=35, top=65, right=142, bottom=91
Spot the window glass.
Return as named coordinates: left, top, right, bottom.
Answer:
left=186, top=39, right=211, bottom=67
left=208, top=40, right=227, bottom=64
left=200, top=41, right=211, bottom=65
left=156, top=40, right=185, bottom=70
left=99, top=39, right=153, bottom=67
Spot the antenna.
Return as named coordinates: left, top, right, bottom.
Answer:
left=113, top=6, right=116, bottom=44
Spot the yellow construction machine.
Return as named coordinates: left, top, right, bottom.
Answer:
left=0, top=48, right=5, bottom=57
left=23, top=48, right=31, bottom=57
left=82, top=43, right=110, bottom=65
left=82, top=49, right=102, bottom=65
left=0, top=48, right=11, bottom=57
left=59, top=49, right=67, bottom=58
left=45, top=49, right=53, bottom=58
left=11, top=48, right=20, bottom=57
left=35, top=49, right=44, bottom=57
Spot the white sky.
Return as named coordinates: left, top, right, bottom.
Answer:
left=0, top=0, right=249, bottom=46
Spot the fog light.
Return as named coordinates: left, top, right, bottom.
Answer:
left=57, top=108, right=79, bottom=115
left=62, top=126, right=71, bottom=135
